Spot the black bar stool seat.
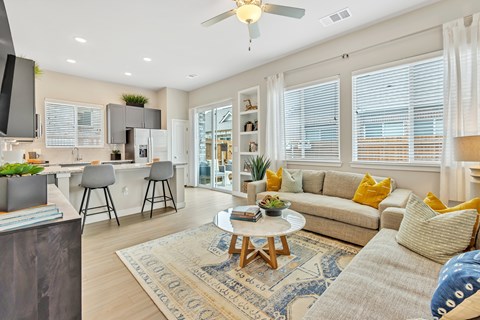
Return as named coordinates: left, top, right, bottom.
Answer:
left=79, top=164, right=120, bottom=233
left=141, top=161, right=177, bottom=218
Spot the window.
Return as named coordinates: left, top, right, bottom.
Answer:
left=45, top=100, right=104, bottom=148
left=352, top=56, right=444, bottom=164
left=284, top=78, right=340, bottom=161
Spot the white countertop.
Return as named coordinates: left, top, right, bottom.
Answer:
left=41, top=162, right=187, bottom=175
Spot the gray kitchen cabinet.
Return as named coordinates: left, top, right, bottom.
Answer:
left=125, top=106, right=144, bottom=128
left=107, top=104, right=126, bottom=144
left=144, top=108, right=162, bottom=129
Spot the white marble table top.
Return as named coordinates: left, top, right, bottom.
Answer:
left=213, top=208, right=306, bottom=237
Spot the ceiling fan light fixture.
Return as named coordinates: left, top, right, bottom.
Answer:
left=236, top=4, right=262, bottom=24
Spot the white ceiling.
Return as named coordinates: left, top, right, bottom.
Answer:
left=4, top=0, right=441, bottom=92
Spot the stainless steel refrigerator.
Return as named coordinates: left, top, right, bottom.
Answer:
left=125, top=128, right=168, bottom=163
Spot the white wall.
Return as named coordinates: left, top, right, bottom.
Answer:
left=188, top=0, right=480, bottom=197
left=12, top=70, right=159, bottom=163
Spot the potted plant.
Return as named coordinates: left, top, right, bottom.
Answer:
left=242, top=155, right=271, bottom=193
left=121, top=93, right=149, bottom=107
left=0, top=163, right=47, bottom=212
left=111, top=149, right=121, bottom=161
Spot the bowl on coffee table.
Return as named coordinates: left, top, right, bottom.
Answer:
left=257, top=195, right=291, bottom=217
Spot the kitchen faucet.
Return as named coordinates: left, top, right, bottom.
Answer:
left=73, top=147, right=82, bottom=161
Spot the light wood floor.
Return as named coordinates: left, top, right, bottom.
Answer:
left=82, top=187, right=246, bottom=320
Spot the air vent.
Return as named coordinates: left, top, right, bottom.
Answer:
left=319, top=8, right=352, bottom=27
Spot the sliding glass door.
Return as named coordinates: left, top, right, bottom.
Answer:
left=197, top=104, right=233, bottom=192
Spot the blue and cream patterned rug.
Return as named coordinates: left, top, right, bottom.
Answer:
left=116, top=223, right=359, bottom=320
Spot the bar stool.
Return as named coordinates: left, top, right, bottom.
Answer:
left=141, top=161, right=177, bottom=218
left=79, top=164, right=120, bottom=233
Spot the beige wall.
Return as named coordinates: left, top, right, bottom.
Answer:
left=13, top=70, right=159, bottom=164
left=188, top=0, right=480, bottom=197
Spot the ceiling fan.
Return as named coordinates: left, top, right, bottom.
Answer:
left=201, top=0, right=305, bottom=40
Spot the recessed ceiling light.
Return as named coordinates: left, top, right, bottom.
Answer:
left=143, top=57, right=152, bottom=62
left=66, top=59, right=77, bottom=64
left=186, top=74, right=199, bottom=79
left=74, top=37, right=87, bottom=43
left=124, top=72, right=132, bottom=76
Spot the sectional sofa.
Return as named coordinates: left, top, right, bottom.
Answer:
left=247, top=170, right=412, bottom=246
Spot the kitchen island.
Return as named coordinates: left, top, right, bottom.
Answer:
left=42, top=163, right=186, bottom=224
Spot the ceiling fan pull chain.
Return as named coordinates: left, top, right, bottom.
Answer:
left=249, top=38, right=252, bottom=51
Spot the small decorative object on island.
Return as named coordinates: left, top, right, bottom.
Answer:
left=257, top=194, right=291, bottom=217
left=121, top=93, right=149, bottom=107
left=244, top=99, right=257, bottom=111
left=0, top=163, right=47, bottom=212
left=111, top=149, right=121, bottom=160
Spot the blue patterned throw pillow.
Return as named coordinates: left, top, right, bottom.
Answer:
left=431, top=250, right=480, bottom=320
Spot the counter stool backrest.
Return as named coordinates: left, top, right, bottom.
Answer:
left=81, top=164, right=116, bottom=189
left=149, top=161, right=174, bottom=181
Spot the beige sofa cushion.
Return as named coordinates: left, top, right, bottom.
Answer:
left=301, top=170, right=325, bottom=194
left=257, top=191, right=379, bottom=229
left=323, top=171, right=396, bottom=200
left=303, top=229, right=441, bottom=320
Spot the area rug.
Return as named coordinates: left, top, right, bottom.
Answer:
left=116, top=223, right=359, bottom=320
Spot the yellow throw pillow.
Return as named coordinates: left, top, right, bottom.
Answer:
left=266, top=167, right=283, bottom=191
left=423, top=192, right=447, bottom=211
left=352, top=173, right=391, bottom=209
left=437, top=197, right=480, bottom=249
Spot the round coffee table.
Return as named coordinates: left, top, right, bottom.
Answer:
left=213, top=208, right=306, bottom=269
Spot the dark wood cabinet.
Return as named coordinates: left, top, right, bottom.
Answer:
left=0, top=186, right=82, bottom=320
left=107, top=104, right=126, bottom=144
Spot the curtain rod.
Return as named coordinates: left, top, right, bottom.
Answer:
left=264, top=24, right=441, bottom=80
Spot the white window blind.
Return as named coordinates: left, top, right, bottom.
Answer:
left=45, top=100, right=104, bottom=148
left=352, top=56, right=444, bottom=164
left=284, top=78, right=340, bottom=161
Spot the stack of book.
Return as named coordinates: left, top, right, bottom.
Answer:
left=0, top=204, right=63, bottom=232
left=230, top=205, right=262, bottom=222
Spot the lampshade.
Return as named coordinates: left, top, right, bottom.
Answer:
left=236, top=4, right=262, bottom=24
left=453, top=135, right=480, bottom=161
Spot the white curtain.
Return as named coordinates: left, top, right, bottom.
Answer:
left=441, top=13, right=480, bottom=202
left=265, top=73, right=286, bottom=170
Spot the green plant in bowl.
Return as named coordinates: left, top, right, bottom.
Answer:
left=0, top=163, right=44, bottom=177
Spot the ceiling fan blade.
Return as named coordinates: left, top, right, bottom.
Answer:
left=263, top=4, right=305, bottom=19
left=201, top=9, right=236, bottom=27
left=248, top=22, right=260, bottom=39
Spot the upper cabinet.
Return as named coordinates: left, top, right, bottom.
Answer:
left=107, top=104, right=162, bottom=144
left=125, top=106, right=145, bottom=128
left=144, top=108, right=161, bottom=129
left=107, top=104, right=126, bottom=144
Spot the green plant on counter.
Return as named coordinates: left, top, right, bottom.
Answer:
left=112, top=149, right=121, bottom=154
left=0, top=163, right=44, bottom=177
left=121, top=93, right=149, bottom=105
left=245, top=155, right=271, bottom=181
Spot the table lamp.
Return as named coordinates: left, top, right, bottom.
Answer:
left=453, top=135, right=480, bottom=183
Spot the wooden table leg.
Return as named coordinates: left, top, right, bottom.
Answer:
left=278, top=236, right=291, bottom=255
left=267, top=237, right=278, bottom=269
left=239, top=236, right=250, bottom=267
left=228, top=234, right=239, bottom=254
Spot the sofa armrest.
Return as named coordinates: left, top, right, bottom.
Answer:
left=378, top=188, right=412, bottom=214
left=380, top=207, right=406, bottom=231
left=247, top=180, right=266, bottom=204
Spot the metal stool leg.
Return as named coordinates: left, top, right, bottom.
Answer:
left=103, top=187, right=111, bottom=220
left=161, top=180, right=167, bottom=208
left=106, top=187, right=120, bottom=226
left=81, top=188, right=92, bottom=234
left=79, top=188, right=87, bottom=216
left=166, top=180, right=177, bottom=212
left=141, top=180, right=151, bottom=214
left=150, top=181, right=156, bottom=218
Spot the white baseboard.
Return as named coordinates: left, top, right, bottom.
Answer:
left=232, top=191, right=247, bottom=198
